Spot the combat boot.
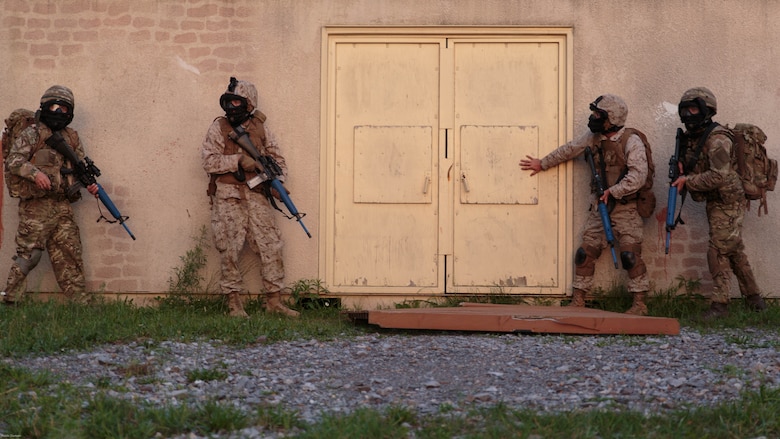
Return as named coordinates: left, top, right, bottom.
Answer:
left=266, top=291, right=300, bottom=318
left=1, top=291, right=16, bottom=306
left=227, top=292, right=248, bottom=318
left=625, top=291, right=648, bottom=316
left=567, top=288, right=586, bottom=307
left=701, top=302, right=729, bottom=321
left=745, top=294, right=767, bottom=312
left=63, top=291, right=92, bottom=304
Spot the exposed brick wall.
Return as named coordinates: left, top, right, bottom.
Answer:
left=2, top=0, right=257, bottom=75
left=647, top=212, right=712, bottom=296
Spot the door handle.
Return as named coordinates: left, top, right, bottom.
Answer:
left=422, top=176, right=431, bottom=194
left=461, top=173, right=470, bottom=192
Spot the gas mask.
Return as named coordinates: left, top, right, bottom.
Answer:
left=39, top=100, right=74, bottom=131
left=588, top=111, right=608, bottom=134
left=220, top=93, right=250, bottom=127
left=220, top=77, right=251, bottom=127
left=678, top=98, right=711, bottom=133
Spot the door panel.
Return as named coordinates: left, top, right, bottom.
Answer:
left=331, top=42, right=441, bottom=290
left=450, top=40, right=563, bottom=292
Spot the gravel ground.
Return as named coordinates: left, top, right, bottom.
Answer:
left=3, top=327, right=780, bottom=438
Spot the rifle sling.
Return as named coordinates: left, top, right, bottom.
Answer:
left=675, top=122, right=719, bottom=226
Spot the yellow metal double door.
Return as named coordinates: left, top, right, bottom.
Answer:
left=325, top=30, right=571, bottom=297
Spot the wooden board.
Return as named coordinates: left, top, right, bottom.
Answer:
left=352, top=303, right=679, bottom=335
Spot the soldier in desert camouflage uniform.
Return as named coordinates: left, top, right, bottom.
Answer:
left=672, top=87, right=767, bottom=320
left=521, top=94, right=651, bottom=315
left=202, top=77, right=299, bottom=318
left=1, top=85, right=98, bottom=305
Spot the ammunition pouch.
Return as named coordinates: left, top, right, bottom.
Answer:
left=634, top=189, right=656, bottom=218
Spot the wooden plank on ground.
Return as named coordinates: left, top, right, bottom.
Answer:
left=363, top=303, right=680, bottom=335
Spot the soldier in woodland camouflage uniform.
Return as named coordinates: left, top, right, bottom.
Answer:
left=672, top=87, right=767, bottom=320
left=1, top=85, right=99, bottom=305
left=201, top=77, right=298, bottom=318
left=521, top=94, right=651, bottom=315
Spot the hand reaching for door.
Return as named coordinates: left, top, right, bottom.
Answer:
left=520, top=155, right=543, bottom=176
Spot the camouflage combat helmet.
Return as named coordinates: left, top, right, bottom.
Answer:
left=219, top=77, right=258, bottom=126
left=678, top=87, right=717, bottom=132
left=590, top=94, right=628, bottom=127
left=40, top=85, right=75, bottom=108
left=679, top=86, right=717, bottom=115
left=39, top=85, right=75, bottom=131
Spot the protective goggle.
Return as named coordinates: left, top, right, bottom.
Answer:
left=49, top=103, right=69, bottom=113
left=589, top=96, right=609, bottom=119
left=678, top=98, right=707, bottom=117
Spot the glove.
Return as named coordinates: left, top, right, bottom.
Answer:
left=239, top=155, right=256, bottom=171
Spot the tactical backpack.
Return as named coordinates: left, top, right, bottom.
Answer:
left=2, top=109, right=39, bottom=198
left=727, top=123, right=778, bottom=215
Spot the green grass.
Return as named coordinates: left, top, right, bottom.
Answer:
left=0, top=298, right=361, bottom=357
left=2, top=355, right=779, bottom=438
left=1, top=292, right=779, bottom=438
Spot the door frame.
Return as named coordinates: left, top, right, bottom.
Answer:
left=319, top=26, right=574, bottom=299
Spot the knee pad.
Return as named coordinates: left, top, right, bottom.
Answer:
left=12, top=249, right=43, bottom=275
left=620, top=244, right=646, bottom=278
left=620, top=251, right=637, bottom=270
left=574, top=247, right=588, bottom=266
left=574, top=245, right=601, bottom=277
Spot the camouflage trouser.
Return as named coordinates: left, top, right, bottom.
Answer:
left=4, top=197, right=85, bottom=299
left=573, top=201, right=649, bottom=293
left=706, top=198, right=760, bottom=304
left=210, top=186, right=285, bottom=296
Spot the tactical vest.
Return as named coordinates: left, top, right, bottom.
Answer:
left=683, top=124, right=744, bottom=203
left=592, top=128, right=646, bottom=200
left=215, top=112, right=268, bottom=155
left=207, top=112, right=269, bottom=196
left=8, top=125, right=79, bottom=200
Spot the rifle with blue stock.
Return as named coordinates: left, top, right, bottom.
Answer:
left=584, top=145, right=619, bottom=269
left=665, top=128, right=684, bottom=254
left=228, top=125, right=312, bottom=238
left=45, top=131, right=136, bottom=240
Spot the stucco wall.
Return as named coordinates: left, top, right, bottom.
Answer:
left=1, top=0, right=778, bottom=302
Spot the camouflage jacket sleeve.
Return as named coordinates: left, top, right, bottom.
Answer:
left=201, top=120, right=239, bottom=175
left=262, top=124, right=288, bottom=183
left=540, top=131, right=597, bottom=170
left=609, top=133, right=648, bottom=200
left=685, top=132, right=731, bottom=192
left=6, top=126, right=42, bottom=181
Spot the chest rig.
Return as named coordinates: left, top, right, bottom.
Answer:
left=207, top=113, right=269, bottom=197
left=592, top=130, right=629, bottom=197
